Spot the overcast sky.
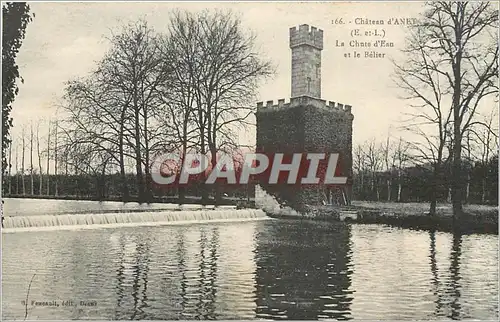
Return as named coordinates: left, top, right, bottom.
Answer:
left=9, top=1, right=446, bottom=150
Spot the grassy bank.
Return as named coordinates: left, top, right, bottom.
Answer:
left=266, top=201, right=498, bottom=235
left=349, top=201, right=498, bottom=235
left=351, top=201, right=498, bottom=216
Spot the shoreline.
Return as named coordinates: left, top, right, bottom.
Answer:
left=2, top=194, right=253, bottom=206
left=3, top=196, right=497, bottom=234
left=266, top=204, right=498, bottom=235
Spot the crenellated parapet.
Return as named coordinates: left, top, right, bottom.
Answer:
left=256, top=96, right=352, bottom=114
left=290, top=24, right=323, bottom=50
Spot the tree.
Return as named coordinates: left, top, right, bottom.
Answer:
left=364, top=138, right=384, bottom=201
left=165, top=10, right=274, bottom=204
left=467, top=108, right=499, bottom=203
left=99, top=20, right=173, bottom=202
left=2, top=2, right=33, bottom=175
left=54, top=119, right=59, bottom=196
left=159, top=11, right=205, bottom=203
left=20, top=126, right=26, bottom=195
left=393, top=137, right=410, bottom=202
left=62, top=20, right=174, bottom=202
left=393, top=1, right=499, bottom=216
left=62, top=75, right=132, bottom=201
left=353, top=143, right=368, bottom=199
left=381, top=136, right=397, bottom=202
left=29, top=121, right=34, bottom=195
left=8, top=140, right=12, bottom=194
left=46, top=120, right=50, bottom=195
left=395, top=1, right=498, bottom=218
left=36, top=120, right=43, bottom=195
left=15, top=138, right=19, bottom=194
left=62, top=141, right=113, bottom=199
left=394, top=19, right=453, bottom=215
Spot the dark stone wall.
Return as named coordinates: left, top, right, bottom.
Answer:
left=256, top=103, right=353, bottom=210
left=303, top=106, right=353, bottom=182
left=303, top=105, right=353, bottom=206
left=256, top=106, right=305, bottom=152
left=256, top=106, right=306, bottom=208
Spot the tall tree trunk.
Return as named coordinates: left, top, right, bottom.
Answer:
left=97, top=161, right=108, bottom=200
left=119, top=113, right=129, bottom=202
left=133, top=100, right=144, bottom=203
left=429, top=163, right=442, bottom=216
left=46, top=121, right=50, bottom=195
left=451, top=35, right=464, bottom=219
left=371, top=175, right=375, bottom=201
left=429, top=190, right=437, bottom=216
left=8, top=141, right=12, bottom=195
left=210, top=147, right=221, bottom=206
left=118, top=139, right=128, bottom=201
left=15, top=145, right=19, bottom=195
left=36, top=126, right=42, bottom=196
left=21, top=131, right=26, bottom=195
left=178, top=139, right=188, bottom=204
left=360, top=172, right=364, bottom=200
left=198, top=106, right=208, bottom=205
left=54, top=120, right=58, bottom=196
left=481, top=178, right=486, bottom=203
left=387, top=178, right=391, bottom=202
left=465, top=173, right=470, bottom=204
left=397, top=170, right=402, bottom=202
left=451, top=132, right=463, bottom=217
left=30, top=124, right=34, bottom=195
left=143, top=105, right=151, bottom=202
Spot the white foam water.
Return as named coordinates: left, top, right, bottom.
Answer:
left=2, top=186, right=292, bottom=233
left=255, top=185, right=301, bottom=217
left=2, top=208, right=270, bottom=232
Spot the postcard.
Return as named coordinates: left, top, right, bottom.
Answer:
left=2, top=1, right=498, bottom=321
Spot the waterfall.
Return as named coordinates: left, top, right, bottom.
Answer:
left=2, top=208, right=269, bottom=232
left=255, top=185, right=301, bottom=217
left=2, top=185, right=302, bottom=232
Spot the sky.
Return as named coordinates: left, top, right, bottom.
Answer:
left=10, top=1, right=429, bottom=143
left=10, top=1, right=496, bottom=170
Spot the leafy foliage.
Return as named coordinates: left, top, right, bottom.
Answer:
left=2, top=2, right=33, bottom=173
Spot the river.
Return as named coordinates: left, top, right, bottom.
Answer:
left=1, top=198, right=498, bottom=320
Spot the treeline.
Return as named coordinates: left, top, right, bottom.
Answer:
left=4, top=173, right=254, bottom=202
left=3, top=10, right=274, bottom=204
left=352, top=137, right=498, bottom=205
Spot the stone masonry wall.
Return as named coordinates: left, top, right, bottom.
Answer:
left=290, top=24, right=323, bottom=99
left=291, top=46, right=322, bottom=98
left=256, top=106, right=306, bottom=208
left=256, top=99, right=354, bottom=210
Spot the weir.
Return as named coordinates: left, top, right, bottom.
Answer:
left=2, top=208, right=269, bottom=232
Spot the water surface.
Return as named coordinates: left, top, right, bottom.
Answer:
left=2, top=219, right=498, bottom=320
left=3, top=197, right=179, bottom=217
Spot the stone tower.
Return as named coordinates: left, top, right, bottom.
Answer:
left=256, top=24, right=354, bottom=210
left=290, top=24, right=323, bottom=98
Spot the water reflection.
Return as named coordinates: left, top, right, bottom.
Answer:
left=448, top=233, right=462, bottom=320
left=2, top=221, right=498, bottom=320
left=253, top=221, right=353, bottom=320
left=429, top=231, right=464, bottom=320
left=114, top=234, right=151, bottom=320
left=429, top=231, right=442, bottom=315
left=112, top=227, right=226, bottom=320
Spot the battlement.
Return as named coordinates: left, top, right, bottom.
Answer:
left=256, top=96, right=352, bottom=114
left=290, top=24, right=323, bottom=50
